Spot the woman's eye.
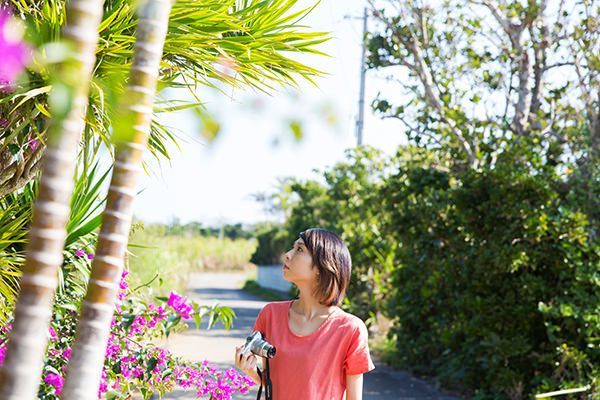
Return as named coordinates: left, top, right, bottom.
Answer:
left=296, top=247, right=302, bottom=252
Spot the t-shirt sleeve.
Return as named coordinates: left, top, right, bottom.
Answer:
left=344, top=321, right=375, bottom=375
left=252, top=304, right=269, bottom=336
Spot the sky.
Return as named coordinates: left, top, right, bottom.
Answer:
left=132, top=0, right=407, bottom=226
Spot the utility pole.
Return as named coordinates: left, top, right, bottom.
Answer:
left=355, top=6, right=368, bottom=147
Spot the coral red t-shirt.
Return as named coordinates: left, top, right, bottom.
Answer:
left=252, top=300, right=375, bottom=400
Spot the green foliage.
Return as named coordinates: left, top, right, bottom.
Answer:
left=249, top=221, right=289, bottom=265
left=242, top=280, right=292, bottom=302
left=158, top=220, right=254, bottom=240
left=0, top=184, right=33, bottom=325
left=381, top=157, right=598, bottom=398
left=356, top=3, right=600, bottom=395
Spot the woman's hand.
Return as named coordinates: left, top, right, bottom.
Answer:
left=235, top=345, right=258, bottom=374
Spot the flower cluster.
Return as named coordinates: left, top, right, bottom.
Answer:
left=0, top=270, right=252, bottom=399
left=74, top=248, right=94, bottom=260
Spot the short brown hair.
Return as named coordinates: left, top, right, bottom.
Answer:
left=298, top=228, right=351, bottom=306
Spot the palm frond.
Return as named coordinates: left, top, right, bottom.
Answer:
left=2, top=0, right=329, bottom=178
left=0, top=183, right=34, bottom=325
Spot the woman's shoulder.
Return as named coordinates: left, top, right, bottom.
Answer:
left=333, top=308, right=368, bottom=332
left=260, top=300, right=293, bottom=314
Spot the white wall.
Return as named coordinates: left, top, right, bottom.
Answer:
left=257, top=265, right=292, bottom=293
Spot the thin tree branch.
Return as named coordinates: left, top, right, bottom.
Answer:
left=529, top=0, right=550, bottom=129
left=542, top=62, right=574, bottom=72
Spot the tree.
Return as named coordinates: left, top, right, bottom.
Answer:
left=0, top=0, right=105, bottom=398
left=62, top=1, right=172, bottom=397
left=366, top=0, right=598, bottom=172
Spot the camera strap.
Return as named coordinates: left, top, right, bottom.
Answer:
left=255, top=357, right=272, bottom=400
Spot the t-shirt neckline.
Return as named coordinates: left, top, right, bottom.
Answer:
left=286, top=299, right=340, bottom=339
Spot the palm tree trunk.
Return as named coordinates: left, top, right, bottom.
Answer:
left=0, top=1, right=104, bottom=399
left=62, top=1, right=173, bottom=398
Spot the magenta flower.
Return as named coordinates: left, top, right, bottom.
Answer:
left=0, top=9, right=30, bottom=88
left=26, top=138, right=39, bottom=152
left=0, top=323, right=11, bottom=334
left=105, top=334, right=121, bottom=359
left=86, top=253, right=94, bottom=260
left=48, top=326, right=57, bottom=341
left=167, top=291, right=194, bottom=319
left=116, top=270, right=129, bottom=302
left=129, top=315, right=147, bottom=335
left=74, top=249, right=86, bottom=257
left=62, top=347, right=72, bottom=360
left=98, top=369, right=108, bottom=397
left=0, top=344, right=6, bottom=366
left=119, top=270, right=129, bottom=290
left=44, top=372, right=64, bottom=395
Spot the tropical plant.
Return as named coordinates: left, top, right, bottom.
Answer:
left=1, top=0, right=328, bottom=196
left=0, top=0, right=329, bottom=314
left=0, top=144, right=111, bottom=323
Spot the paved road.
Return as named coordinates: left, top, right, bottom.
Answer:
left=159, top=272, right=461, bottom=400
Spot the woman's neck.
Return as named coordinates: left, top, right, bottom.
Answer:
left=292, top=290, right=337, bottom=320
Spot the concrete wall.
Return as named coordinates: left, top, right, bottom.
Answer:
left=257, top=265, right=292, bottom=293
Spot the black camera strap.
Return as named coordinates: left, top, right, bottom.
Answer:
left=255, top=357, right=272, bottom=400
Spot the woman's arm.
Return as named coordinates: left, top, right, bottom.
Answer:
left=346, top=374, right=364, bottom=400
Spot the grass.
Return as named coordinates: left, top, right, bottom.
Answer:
left=126, top=224, right=258, bottom=297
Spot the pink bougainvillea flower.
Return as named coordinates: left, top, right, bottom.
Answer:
left=0, top=8, right=30, bottom=88
left=119, top=270, right=129, bottom=289
left=48, top=326, right=57, bottom=340
left=98, top=369, right=108, bottom=397
left=167, top=291, right=194, bottom=319
left=44, top=372, right=64, bottom=395
left=116, top=270, right=129, bottom=302
left=74, top=248, right=85, bottom=257
left=0, top=344, right=6, bottom=366
left=62, top=347, right=72, bottom=360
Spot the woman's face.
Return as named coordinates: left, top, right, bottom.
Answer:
left=282, top=238, right=318, bottom=284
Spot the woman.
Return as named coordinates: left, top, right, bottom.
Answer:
left=235, top=228, right=375, bottom=400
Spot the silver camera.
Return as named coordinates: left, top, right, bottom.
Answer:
left=242, top=331, right=276, bottom=358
